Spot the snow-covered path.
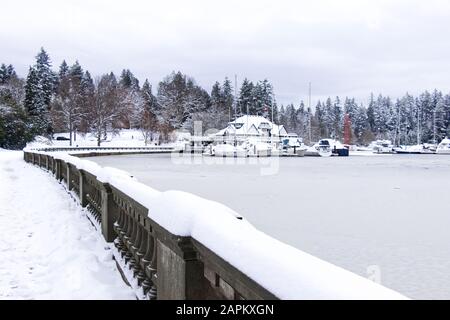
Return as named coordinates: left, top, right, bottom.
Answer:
left=0, top=151, right=135, bottom=300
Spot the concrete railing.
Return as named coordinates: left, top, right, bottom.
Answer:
left=23, top=150, right=277, bottom=300
left=28, top=146, right=176, bottom=158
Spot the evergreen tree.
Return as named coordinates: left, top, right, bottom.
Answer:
left=314, top=101, right=326, bottom=139
left=324, top=97, right=334, bottom=137
left=285, top=104, right=297, bottom=133
left=272, top=100, right=279, bottom=124
left=0, top=64, right=17, bottom=84
left=139, top=79, right=159, bottom=144
left=222, top=77, right=234, bottom=122
left=157, top=71, right=210, bottom=135
left=24, top=48, right=55, bottom=137
left=238, top=78, right=254, bottom=116
left=332, top=96, right=343, bottom=139
left=210, top=81, right=228, bottom=129
left=0, top=67, right=31, bottom=149
left=366, top=93, right=376, bottom=132
left=118, top=69, right=142, bottom=129
left=353, top=106, right=368, bottom=145
left=278, top=105, right=287, bottom=128
left=78, top=70, right=95, bottom=134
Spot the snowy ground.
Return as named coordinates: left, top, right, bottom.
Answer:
left=26, top=130, right=162, bottom=149
left=89, top=153, right=450, bottom=299
left=0, top=151, right=135, bottom=300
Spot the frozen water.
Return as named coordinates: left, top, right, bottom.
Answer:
left=88, top=153, right=450, bottom=299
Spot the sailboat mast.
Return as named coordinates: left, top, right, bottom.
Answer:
left=234, top=74, right=237, bottom=146
left=308, top=82, right=312, bottom=143
left=433, top=109, right=436, bottom=144
left=417, top=105, right=420, bottom=145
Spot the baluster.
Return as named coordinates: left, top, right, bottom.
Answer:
left=127, top=214, right=138, bottom=267
left=119, top=206, right=129, bottom=238
left=141, top=230, right=155, bottom=296
left=136, top=226, right=148, bottom=285
left=131, top=219, right=144, bottom=274
left=113, top=204, right=125, bottom=252
left=124, top=213, right=136, bottom=264
left=146, top=238, right=157, bottom=300
left=93, top=186, right=102, bottom=222
left=114, top=212, right=125, bottom=251
left=121, top=211, right=131, bottom=259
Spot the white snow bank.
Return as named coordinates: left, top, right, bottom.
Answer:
left=25, top=150, right=407, bottom=300
left=0, top=151, right=134, bottom=300
left=26, top=129, right=167, bottom=149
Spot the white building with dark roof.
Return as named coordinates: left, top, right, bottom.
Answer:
left=212, top=115, right=297, bottom=143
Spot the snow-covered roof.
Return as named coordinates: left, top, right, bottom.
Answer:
left=214, top=115, right=289, bottom=137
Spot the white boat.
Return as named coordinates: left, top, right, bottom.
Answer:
left=211, top=143, right=248, bottom=157
left=394, top=144, right=436, bottom=154
left=280, top=137, right=307, bottom=157
left=245, top=140, right=272, bottom=157
left=436, top=138, right=450, bottom=154
left=317, top=140, right=332, bottom=157
left=305, top=139, right=333, bottom=157
left=306, top=139, right=348, bottom=157
left=369, top=140, right=394, bottom=154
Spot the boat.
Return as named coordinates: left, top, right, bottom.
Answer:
left=316, top=140, right=333, bottom=157
left=436, top=138, right=450, bottom=154
left=306, top=139, right=348, bottom=157
left=280, top=137, right=307, bottom=157
left=305, top=139, right=335, bottom=157
left=245, top=140, right=272, bottom=157
left=369, top=140, right=394, bottom=154
left=209, top=143, right=248, bottom=157
left=394, top=144, right=436, bottom=154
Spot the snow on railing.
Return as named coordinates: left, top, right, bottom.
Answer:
left=27, top=146, right=176, bottom=157
left=23, top=149, right=408, bottom=300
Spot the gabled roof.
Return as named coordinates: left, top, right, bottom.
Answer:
left=215, top=115, right=290, bottom=137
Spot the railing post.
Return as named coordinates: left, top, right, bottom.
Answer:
left=52, top=157, right=57, bottom=175
left=79, top=170, right=88, bottom=207
left=67, top=164, right=72, bottom=190
left=55, top=159, right=62, bottom=181
left=100, top=183, right=119, bottom=242
left=156, top=238, right=206, bottom=299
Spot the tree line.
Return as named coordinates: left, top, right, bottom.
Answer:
left=1, top=47, right=450, bottom=149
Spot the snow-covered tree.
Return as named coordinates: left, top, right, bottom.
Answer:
left=118, top=69, right=142, bottom=129
left=24, top=48, right=55, bottom=137
left=353, top=105, right=368, bottom=145
left=138, top=79, right=159, bottom=144
left=0, top=64, right=17, bottom=84
left=237, top=78, right=254, bottom=116
left=0, top=65, right=31, bottom=149
left=50, top=61, right=87, bottom=145
left=87, top=73, right=122, bottom=146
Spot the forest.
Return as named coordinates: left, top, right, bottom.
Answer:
left=1, top=48, right=449, bottom=149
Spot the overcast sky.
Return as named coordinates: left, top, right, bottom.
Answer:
left=1, top=0, right=450, bottom=106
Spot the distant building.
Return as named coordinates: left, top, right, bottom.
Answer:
left=212, top=115, right=297, bottom=144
